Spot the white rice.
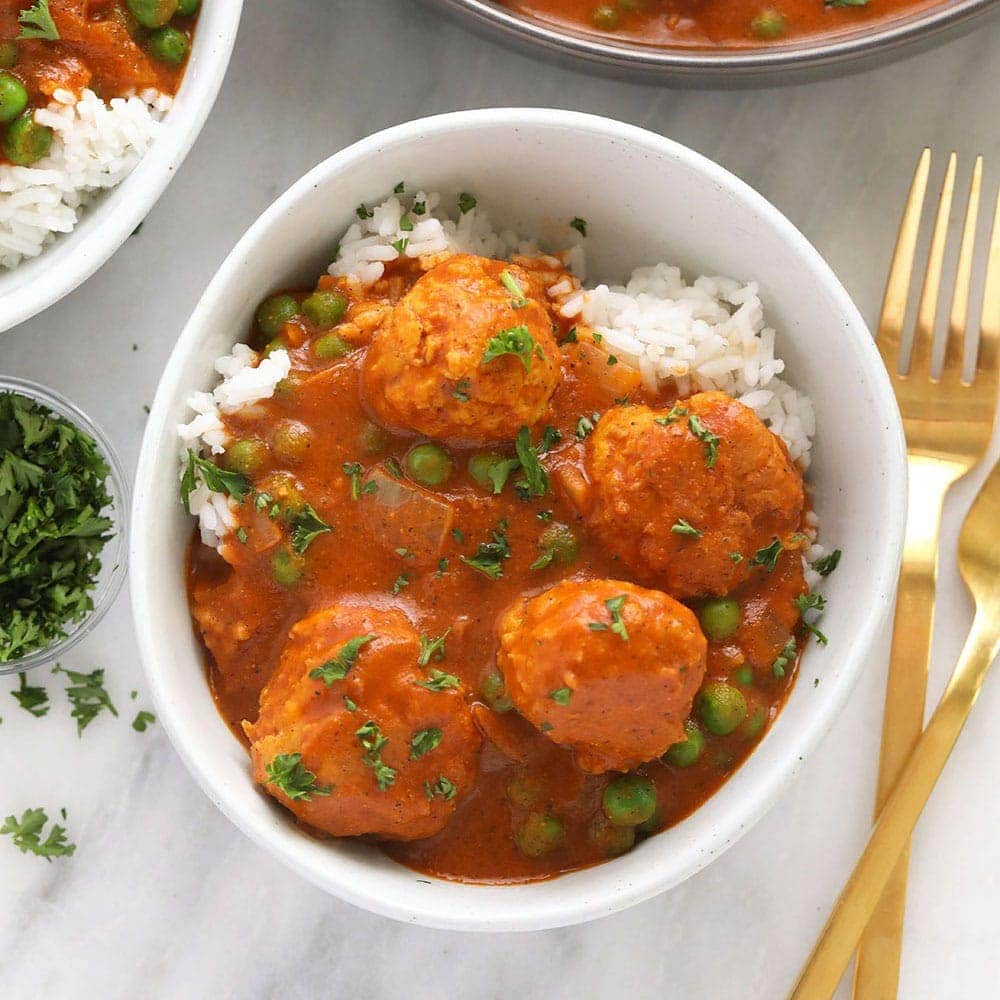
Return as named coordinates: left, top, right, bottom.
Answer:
left=182, top=190, right=818, bottom=556
left=0, top=87, right=171, bottom=269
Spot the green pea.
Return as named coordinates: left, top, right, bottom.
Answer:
left=359, top=421, right=389, bottom=455
left=405, top=442, right=452, bottom=488
left=255, top=293, right=300, bottom=338
left=536, top=522, right=579, bottom=566
left=514, top=813, right=564, bottom=858
left=127, top=0, right=179, bottom=28
left=222, top=438, right=267, bottom=476
left=147, top=26, right=189, bottom=65
left=732, top=665, right=753, bottom=687
left=750, top=8, right=787, bottom=38
left=602, top=775, right=657, bottom=827
left=467, top=452, right=509, bottom=492
left=314, top=332, right=352, bottom=360
left=271, top=549, right=304, bottom=587
left=664, top=720, right=705, bottom=768
left=2, top=113, right=51, bottom=165
left=699, top=597, right=741, bottom=642
left=589, top=813, right=636, bottom=858
left=697, top=682, right=748, bottom=736
left=302, top=290, right=348, bottom=329
left=481, top=670, right=513, bottom=713
left=506, top=774, right=543, bottom=809
left=0, top=42, right=18, bottom=70
left=0, top=72, right=28, bottom=124
left=591, top=4, right=620, bottom=29
left=176, top=0, right=201, bottom=14
left=272, top=421, right=312, bottom=464
left=262, top=337, right=287, bottom=358
left=738, top=705, right=768, bottom=741
left=635, top=807, right=662, bottom=837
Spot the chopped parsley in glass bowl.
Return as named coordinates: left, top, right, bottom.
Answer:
left=0, top=377, right=129, bottom=674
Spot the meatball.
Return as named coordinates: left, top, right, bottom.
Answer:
left=362, top=254, right=560, bottom=443
left=582, top=392, right=805, bottom=598
left=496, top=580, right=707, bottom=773
left=245, top=604, right=480, bottom=841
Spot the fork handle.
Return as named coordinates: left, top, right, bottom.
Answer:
left=790, top=614, right=1000, bottom=1000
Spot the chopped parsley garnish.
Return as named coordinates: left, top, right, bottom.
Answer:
left=393, top=181, right=405, bottom=194
left=500, top=270, right=528, bottom=308
left=412, top=200, right=426, bottom=216
left=575, top=413, right=600, bottom=439
left=749, top=539, right=783, bottom=572
left=392, top=237, right=409, bottom=255
left=265, top=753, right=332, bottom=801
left=687, top=414, right=720, bottom=468
left=563, top=327, right=578, bottom=344
left=342, top=461, right=377, bottom=500
left=605, top=595, right=629, bottom=641
left=826, top=0, right=869, bottom=6
left=453, top=379, right=472, bottom=403
left=530, top=550, right=555, bottom=571
left=549, top=687, right=572, bottom=705
left=1, top=808, right=74, bottom=860
left=654, top=403, right=688, bottom=426
left=513, top=425, right=559, bottom=499
left=309, top=634, right=377, bottom=685
left=17, top=0, right=59, bottom=40
left=417, top=630, right=450, bottom=667
left=409, top=727, right=443, bottom=760
left=0, top=393, right=115, bottom=663
left=671, top=519, right=702, bottom=538
left=356, top=203, right=374, bottom=219
left=290, top=503, right=331, bottom=554
left=458, top=192, right=477, bottom=214
left=812, top=549, right=842, bottom=577
left=181, top=449, right=250, bottom=510
left=772, top=638, right=797, bottom=678
left=460, top=520, right=511, bottom=580
left=436, top=558, right=449, bottom=577
left=540, top=721, right=554, bottom=733
left=395, top=547, right=412, bottom=558
left=794, top=592, right=829, bottom=645
left=55, top=666, right=117, bottom=736
left=391, top=573, right=411, bottom=595
left=131, top=710, right=156, bottom=732
left=607, top=355, right=618, bottom=366
left=537, top=510, right=553, bottom=522
left=569, top=217, right=587, bottom=237
left=356, top=721, right=396, bottom=791
left=12, top=672, right=48, bottom=717
left=425, top=776, right=457, bottom=801
left=385, top=457, right=404, bottom=478
left=451, top=527, right=465, bottom=544
left=482, top=325, right=537, bottom=371
left=343, top=696, right=358, bottom=712
left=235, top=527, right=248, bottom=545
left=485, top=456, right=521, bottom=495
left=414, top=669, right=461, bottom=692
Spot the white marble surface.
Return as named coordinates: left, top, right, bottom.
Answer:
left=2, top=2, right=999, bottom=997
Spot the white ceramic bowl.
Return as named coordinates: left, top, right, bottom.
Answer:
left=131, top=109, right=906, bottom=932
left=0, top=2, right=244, bottom=335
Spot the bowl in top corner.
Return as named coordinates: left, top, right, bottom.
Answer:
left=131, top=108, right=906, bottom=931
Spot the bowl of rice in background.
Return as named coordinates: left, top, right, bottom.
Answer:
left=132, top=109, right=906, bottom=931
left=0, top=1, right=243, bottom=335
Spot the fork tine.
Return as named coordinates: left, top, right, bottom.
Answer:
left=877, top=148, right=931, bottom=374
left=940, top=157, right=983, bottom=383
left=908, top=152, right=957, bottom=377
left=973, top=182, right=1000, bottom=386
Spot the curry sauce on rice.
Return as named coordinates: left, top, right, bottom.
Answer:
left=0, top=0, right=201, bottom=267
left=179, top=187, right=839, bottom=883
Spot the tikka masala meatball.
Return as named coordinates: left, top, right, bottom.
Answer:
left=582, top=392, right=804, bottom=598
left=362, top=254, right=560, bottom=444
left=496, top=580, right=707, bottom=773
left=245, top=604, right=481, bottom=841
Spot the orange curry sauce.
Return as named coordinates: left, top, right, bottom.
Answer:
left=187, top=254, right=816, bottom=884
left=500, top=0, right=947, bottom=49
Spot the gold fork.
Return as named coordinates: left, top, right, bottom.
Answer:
left=791, top=455, right=1000, bottom=999
left=849, top=149, right=1000, bottom=1000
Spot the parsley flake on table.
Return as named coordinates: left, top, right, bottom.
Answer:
left=482, top=325, right=537, bottom=371
left=55, top=666, right=117, bottom=736
left=265, top=753, right=332, bottom=801
left=11, top=672, right=48, bottom=717
left=1, top=808, right=74, bottom=861
left=17, top=0, right=59, bottom=40
left=409, top=727, right=443, bottom=760
left=0, top=392, right=115, bottom=664
left=309, top=634, right=377, bottom=685
left=131, top=710, right=156, bottom=732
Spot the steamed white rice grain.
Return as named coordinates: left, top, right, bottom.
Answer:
left=0, top=88, right=171, bottom=269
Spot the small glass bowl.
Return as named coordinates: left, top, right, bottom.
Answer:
left=0, top=376, right=130, bottom=676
